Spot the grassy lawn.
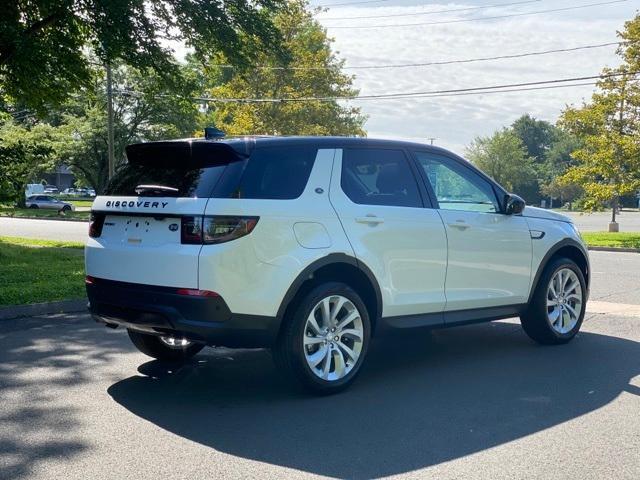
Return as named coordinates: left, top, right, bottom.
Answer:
left=581, top=232, right=640, bottom=249
left=0, top=236, right=85, bottom=306
left=68, top=200, right=94, bottom=208
left=0, top=206, right=90, bottom=221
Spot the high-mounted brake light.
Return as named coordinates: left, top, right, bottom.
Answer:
left=181, top=216, right=258, bottom=245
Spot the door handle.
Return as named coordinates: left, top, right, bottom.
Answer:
left=448, top=221, right=471, bottom=230
left=356, top=215, right=385, bottom=225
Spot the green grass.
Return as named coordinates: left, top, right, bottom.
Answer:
left=581, top=232, right=640, bottom=249
left=68, top=200, right=94, bottom=208
left=0, top=206, right=90, bottom=221
left=0, top=236, right=85, bottom=306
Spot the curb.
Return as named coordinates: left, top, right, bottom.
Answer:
left=0, top=215, right=89, bottom=223
left=587, top=246, right=640, bottom=253
left=0, top=299, right=87, bottom=320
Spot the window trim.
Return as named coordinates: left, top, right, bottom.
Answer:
left=409, top=150, right=508, bottom=215
left=339, top=147, right=430, bottom=209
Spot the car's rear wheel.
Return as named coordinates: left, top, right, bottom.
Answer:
left=61, top=205, right=71, bottom=212
left=127, top=329, right=204, bottom=362
left=520, top=257, right=587, bottom=345
left=29, top=204, right=38, bottom=209
left=274, top=282, right=371, bottom=394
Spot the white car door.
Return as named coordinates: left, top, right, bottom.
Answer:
left=329, top=147, right=448, bottom=321
left=411, top=150, right=532, bottom=312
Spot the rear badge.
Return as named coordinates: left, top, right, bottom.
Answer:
left=169, top=223, right=179, bottom=232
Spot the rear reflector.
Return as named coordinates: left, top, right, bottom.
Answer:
left=175, top=288, right=220, bottom=297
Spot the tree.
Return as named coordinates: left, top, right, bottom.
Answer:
left=511, top=114, right=557, bottom=164
left=540, top=179, right=582, bottom=210
left=559, top=15, right=640, bottom=223
left=465, top=128, right=536, bottom=198
left=0, top=0, right=285, bottom=111
left=206, top=0, right=366, bottom=136
left=51, top=63, right=204, bottom=193
left=0, top=118, right=58, bottom=206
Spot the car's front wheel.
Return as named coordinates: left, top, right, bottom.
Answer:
left=274, top=282, right=371, bottom=394
left=521, top=257, right=587, bottom=345
left=127, top=330, right=204, bottom=362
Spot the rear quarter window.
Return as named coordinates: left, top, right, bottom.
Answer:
left=219, top=146, right=317, bottom=200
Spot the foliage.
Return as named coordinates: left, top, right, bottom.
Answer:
left=0, top=118, right=58, bottom=206
left=51, top=63, right=204, bottom=193
left=0, top=0, right=285, bottom=112
left=540, top=178, right=583, bottom=208
left=207, top=0, right=366, bottom=136
left=465, top=128, right=536, bottom=196
left=559, top=15, right=640, bottom=219
left=0, top=236, right=85, bottom=306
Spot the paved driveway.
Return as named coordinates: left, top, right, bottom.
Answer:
left=1, top=251, right=639, bottom=479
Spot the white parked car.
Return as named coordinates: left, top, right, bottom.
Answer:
left=26, top=195, right=75, bottom=212
left=86, top=137, right=589, bottom=393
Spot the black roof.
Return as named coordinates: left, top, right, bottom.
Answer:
left=188, top=135, right=466, bottom=161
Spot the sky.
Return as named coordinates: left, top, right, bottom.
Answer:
left=306, top=0, right=639, bottom=152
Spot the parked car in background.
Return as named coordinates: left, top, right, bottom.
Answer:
left=44, top=185, right=59, bottom=194
left=25, top=184, right=45, bottom=198
left=26, top=195, right=75, bottom=212
left=63, top=188, right=77, bottom=195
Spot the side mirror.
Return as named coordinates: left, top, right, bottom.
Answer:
left=504, top=193, right=525, bottom=215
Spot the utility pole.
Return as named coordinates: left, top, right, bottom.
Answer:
left=106, top=62, right=115, bottom=180
left=428, top=137, right=436, bottom=145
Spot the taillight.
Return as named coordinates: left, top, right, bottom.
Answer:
left=89, top=213, right=105, bottom=238
left=181, top=216, right=258, bottom=245
left=85, top=275, right=96, bottom=285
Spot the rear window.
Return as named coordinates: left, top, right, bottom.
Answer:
left=105, top=144, right=317, bottom=199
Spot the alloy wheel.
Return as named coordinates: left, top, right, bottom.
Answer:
left=303, top=295, right=364, bottom=381
left=546, top=268, right=583, bottom=334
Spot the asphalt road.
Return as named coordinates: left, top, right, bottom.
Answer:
left=2, top=211, right=640, bottom=245
left=1, top=251, right=639, bottom=479
left=0, top=217, right=89, bottom=243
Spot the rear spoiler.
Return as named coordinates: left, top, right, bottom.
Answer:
left=125, top=140, right=250, bottom=169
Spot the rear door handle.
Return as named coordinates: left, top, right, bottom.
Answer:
left=448, top=221, right=471, bottom=230
left=356, top=215, right=385, bottom=225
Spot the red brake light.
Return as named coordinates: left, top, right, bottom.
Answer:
left=89, top=213, right=105, bottom=238
left=85, top=275, right=96, bottom=285
left=175, top=288, right=220, bottom=297
left=181, top=216, right=258, bottom=245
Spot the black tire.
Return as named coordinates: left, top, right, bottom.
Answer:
left=127, top=330, right=204, bottom=362
left=29, top=204, right=38, bottom=209
left=274, top=282, right=372, bottom=394
left=61, top=205, right=71, bottom=212
left=520, top=256, right=587, bottom=345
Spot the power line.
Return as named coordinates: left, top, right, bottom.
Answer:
left=180, top=70, right=637, bottom=103
left=319, top=0, right=541, bottom=21
left=211, top=42, right=618, bottom=71
left=324, top=0, right=629, bottom=28
left=314, top=0, right=390, bottom=7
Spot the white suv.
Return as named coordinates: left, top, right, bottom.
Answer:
left=86, top=137, right=589, bottom=393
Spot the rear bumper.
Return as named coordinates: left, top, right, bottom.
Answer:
left=86, top=277, right=279, bottom=348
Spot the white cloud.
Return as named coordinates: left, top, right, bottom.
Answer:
left=315, top=0, right=637, bottom=152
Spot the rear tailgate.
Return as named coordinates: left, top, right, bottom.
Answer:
left=86, top=197, right=206, bottom=288
left=85, top=139, right=250, bottom=289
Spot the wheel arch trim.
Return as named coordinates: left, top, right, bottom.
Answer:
left=528, top=238, right=590, bottom=303
left=275, top=253, right=383, bottom=324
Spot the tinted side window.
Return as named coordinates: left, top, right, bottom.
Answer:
left=223, top=146, right=317, bottom=200
left=341, top=148, right=422, bottom=208
left=413, top=152, right=499, bottom=213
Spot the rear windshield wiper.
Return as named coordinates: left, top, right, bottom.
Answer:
left=134, top=185, right=179, bottom=197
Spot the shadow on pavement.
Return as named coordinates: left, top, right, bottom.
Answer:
left=108, top=321, right=640, bottom=479
left=0, top=314, right=129, bottom=479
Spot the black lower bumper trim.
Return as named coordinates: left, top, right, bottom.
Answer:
left=86, top=277, right=279, bottom=348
